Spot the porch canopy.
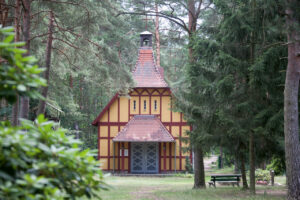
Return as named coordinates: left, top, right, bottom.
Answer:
left=112, top=115, right=176, bottom=173
left=113, top=115, right=175, bottom=142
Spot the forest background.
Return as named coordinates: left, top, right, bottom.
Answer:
left=1, top=0, right=300, bottom=199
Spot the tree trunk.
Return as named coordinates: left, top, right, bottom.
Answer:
left=284, top=1, right=300, bottom=199
left=193, top=146, right=206, bottom=189
left=11, top=0, right=21, bottom=125
left=19, top=0, right=31, bottom=119
left=240, top=152, right=249, bottom=189
left=249, top=0, right=256, bottom=194
left=219, top=145, right=223, bottom=169
left=155, top=3, right=160, bottom=67
left=234, top=154, right=239, bottom=174
left=37, top=11, right=54, bottom=116
left=249, top=131, right=255, bottom=194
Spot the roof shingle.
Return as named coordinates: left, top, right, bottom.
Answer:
left=132, top=47, right=168, bottom=88
left=113, top=115, right=174, bottom=142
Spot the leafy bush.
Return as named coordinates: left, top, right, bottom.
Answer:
left=0, top=115, right=106, bottom=199
left=267, top=156, right=285, bottom=175
left=0, top=27, right=106, bottom=199
left=255, top=169, right=271, bottom=183
left=0, top=27, right=46, bottom=104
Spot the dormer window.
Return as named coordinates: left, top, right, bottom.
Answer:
left=154, top=100, right=157, bottom=110
left=144, top=100, right=147, bottom=110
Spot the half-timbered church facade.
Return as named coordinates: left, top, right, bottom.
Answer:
left=92, top=31, right=192, bottom=173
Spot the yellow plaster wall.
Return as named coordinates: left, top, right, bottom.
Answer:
left=100, top=140, right=108, bottom=156
left=100, top=111, right=108, bottom=122
left=130, top=96, right=139, bottom=114
left=172, top=112, right=181, bottom=122
left=109, top=100, right=118, bottom=122
left=141, top=90, right=149, bottom=95
left=141, top=96, right=150, bottom=114
left=151, top=96, right=160, bottom=114
left=100, top=126, right=108, bottom=137
left=171, top=126, right=180, bottom=137
left=120, top=97, right=129, bottom=122
left=152, top=90, right=160, bottom=95
left=100, top=158, right=108, bottom=169
left=110, top=126, right=119, bottom=137
left=182, top=126, right=190, bottom=137
left=161, top=96, right=171, bottom=122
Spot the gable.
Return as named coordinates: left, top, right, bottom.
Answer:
left=92, top=93, right=118, bottom=125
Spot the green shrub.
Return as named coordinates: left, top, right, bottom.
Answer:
left=267, top=156, right=285, bottom=175
left=0, top=27, right=46, bottom=104
left=0, top=115, right=107, bottom=199
left=255, top=169, right=271, bottom=183
left=185, top=156, right=193, bottom=173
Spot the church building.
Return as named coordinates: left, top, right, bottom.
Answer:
left=92, top=31, right=192, bottom=173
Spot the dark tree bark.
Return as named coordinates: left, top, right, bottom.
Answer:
left=11, top=0, right=21, bottom=125
left=249, top=0, right=256, bottom=193
left=155, top=3, right=160, bottom=67
left=36, top=11, right=54, bottom=116
left=284, top=0, right=300, bottom=199
left=193, top=146, right=206, bottom=189
left=19, top=0, right=31, bottom=119
left=219, top=145, right=223, bottom=168
left=234, top=154, right=239, bottom=174
left=240, top=152, right=249, bottom=190
left=249, top=131, right=255, bottom=194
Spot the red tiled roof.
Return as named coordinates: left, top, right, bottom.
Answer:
left=113, top=115, right=175, bottom=142
left=132, top=47, right=168, bottom=88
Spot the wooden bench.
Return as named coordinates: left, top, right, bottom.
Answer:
left=209, top=174, right=241, bottom=188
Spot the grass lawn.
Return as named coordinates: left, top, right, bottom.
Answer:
left=96, top=175, right=287, bottom=200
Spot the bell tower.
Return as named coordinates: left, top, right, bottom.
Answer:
left=140, top=31, right=152, bottom=47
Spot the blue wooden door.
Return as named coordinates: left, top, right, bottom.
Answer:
left=131, top=143, right=158, bottom=173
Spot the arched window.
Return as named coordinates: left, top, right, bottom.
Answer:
left=133, top=100, right=136, bottom=110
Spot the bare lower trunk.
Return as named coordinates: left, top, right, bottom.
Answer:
left=234, top=154, right=239, bottom=174
left=193, top=146, right=206, bottom=189
left=284, top=1, right=300, bottom=199
left=37, top=11, right=54, bottom=116
left=11, top=97, right=19, bottom=125
left=249, top=132, right=255, bottom=194
left=240, top=153, right=248, bottom=189
left=155, top=3, right=160, bottom=67
left=11, top=0, right=20, bottom=125
left=219, top=145, right=223, bottom=168
left=19, top=0, right=31, bottom=119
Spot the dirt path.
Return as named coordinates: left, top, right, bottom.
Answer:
left=204, top=155, right=218, bottom=171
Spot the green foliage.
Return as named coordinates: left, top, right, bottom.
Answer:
left=0, top=26, right=106, bottom=199
left=185, top=156, right=193, bottom=173
left=255, top=169, right=271, bottom=182
left=0, top=115, right=106, bottom=199
left=267, top=156, right=286, bottom=175
left=0, top=27, right=46, bottom=104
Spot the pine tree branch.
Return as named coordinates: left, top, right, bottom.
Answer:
left=52, top=47, right=80, bottom=70
left=117, top=11, right=190, bottom=34
left=53, top=37, right=79, bottom=49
